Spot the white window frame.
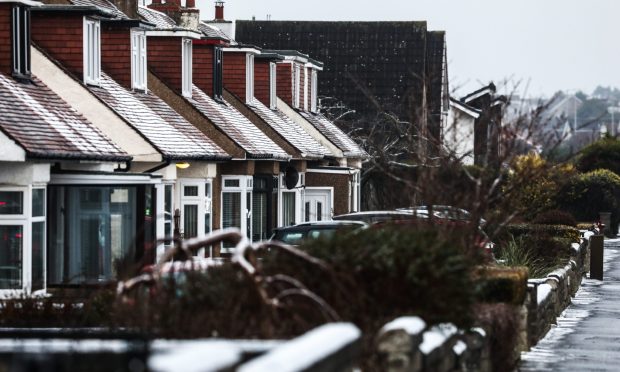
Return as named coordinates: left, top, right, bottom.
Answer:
left=269, top=62, right=277, bottom=109
left=0, top=186, right=46, bottom=297
left=245, top=53, right=255, bottom=103
left=83, top=18, right=101, bottom=86
left=11, top=5, right=30, bottom=77
left=311, top=69, right=318, bottom=113
left=277, top=172, right=304, bottom=227
left=221, top=175, right=253, bottom=252
left=181, top=38, right=193, bottom=98
left=303, top=67, right=309, bottom=111
left=131, top=30, right=147, bottom=91
left=293, top=64, right=301, bottom=109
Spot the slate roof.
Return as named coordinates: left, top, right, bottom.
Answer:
left=138, top=5, right=176, bottom=29
left=198, top=21, right=233, bottom=42
left=189, top=87, right=290, bottom=160
left=88, top=73, right=230, bottom=161
left=246, top=99, right=330, bottom=159
left=235, top=20, right=448, bottom=127
left=0, top=74, right=129, bottom=161
left=70, top=0, right=128, bottom=19
left=298, top=111, right=367, bottom=158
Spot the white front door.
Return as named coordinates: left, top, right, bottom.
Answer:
left=304, top=189, right=332, bottom=222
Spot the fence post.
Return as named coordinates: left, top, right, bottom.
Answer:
left=589, top=235, right=604, bottom=280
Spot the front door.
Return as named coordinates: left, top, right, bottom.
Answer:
left=304, top=189, right=332, bottom=222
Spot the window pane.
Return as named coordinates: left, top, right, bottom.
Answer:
left=183, top=205, right=198, bottom=239
left=252, top=192, right=266, bottom=241
left=0, top=225, right=22, bottom=289
left=224, top=179, right=240, bottom=188
left=282, top=192, right=296, bottom=226
left=0, top=191, right=23, bottom=215
left=48, top=186, right=137, bottom=285
left=317, top=202, right=323, bottom=221
left=223, top=192, right=241, bottom=248
left=31, top=221, right=44, bottom=291
left=32, top=188, right=45, bottom=217
left=184, top=186, right=198, bottom=197
left=305, top=201, right=310, bottom=222
left=164, top=185, right=172, bottom=245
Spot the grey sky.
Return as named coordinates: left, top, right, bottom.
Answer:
left=197, top=0, right=619, bottom=98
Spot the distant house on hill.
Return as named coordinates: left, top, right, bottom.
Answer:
left=235, top=20, right=450, bottom=153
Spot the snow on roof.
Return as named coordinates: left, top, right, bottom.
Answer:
left=138, top=5, right=176, bottom=29
left=248, top=99, right=330, bottom=159
left=198, top=21, right=233, bottom=42
left=189, top=87, right=290, bottom=160
left=298, top=111, right=367, bottom=158
left=88, top=73, right=230, bottom=161
left=0, top=73, right=129, bottom=162
left=70, top=0, right=129, bottom=19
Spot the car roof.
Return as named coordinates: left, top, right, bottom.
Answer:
left=275, top=220, right=367, bottom=230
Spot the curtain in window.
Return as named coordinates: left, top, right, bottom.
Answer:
left=222, top=192, right=241, bottom=229
left=183, top=205, right=198, bottom=239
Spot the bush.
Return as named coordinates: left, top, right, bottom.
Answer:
left=557, top=169, right=620, bottom=234
left=473, top=303, right=520, bottom=372
left=575, top=137, right=620, bottom=176
left=506, top=223, right=580, bottom=243
left=532, top=209, right=577, bottom=227
left=495, top=236, right=555, bottom=278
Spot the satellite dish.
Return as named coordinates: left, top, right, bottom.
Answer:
left=284, top=166, right=299, bottom=190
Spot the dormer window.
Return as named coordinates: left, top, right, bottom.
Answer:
left=293, top=64, right=301, bottom=109
left=181, top=38, right=192, bottom=97
left=11, top=6, right=30, bottom=78
left=269, top=62, right=276, bottom=109
left=213, top=47, right=223, bottom=100
left=245, top=54, right=254, bottom=103
left=83, top=18, right=101, bottom=85
left=311, top=69, right=318, bottom=113
left=131, top=30, right=147, bottom=91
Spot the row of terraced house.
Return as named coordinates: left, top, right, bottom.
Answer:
left=0, top=0, right=367, bottom=294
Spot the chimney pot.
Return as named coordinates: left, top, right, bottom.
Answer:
left=215, top=1, right=224, bottom=20
left=186, top=0, right=195, bottom=7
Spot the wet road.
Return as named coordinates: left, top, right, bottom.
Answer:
left=520, top=238, right=620, bottom=371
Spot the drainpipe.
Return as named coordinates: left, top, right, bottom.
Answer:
left=144, top=160, right=171, bottom=174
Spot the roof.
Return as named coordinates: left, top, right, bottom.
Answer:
left=449, top=97, right=481, bottom=119
left=235, top=20, right=446, bottom=125
left=198, top=21, right=232, bottom=41
left=298, top=111, right=367, bottom=158
left=70, top=0, right=128, bottom=19
left=189, top=87, right=290, bottom=160
left=0, top=74, right=129, bottom=162
left=88, top=73, right=230, bottom=161
left=461, top=83, right=496, bottom=104
left=246, top=99, right=331, bottom=159
left=138, top=5, right=176, bottom=29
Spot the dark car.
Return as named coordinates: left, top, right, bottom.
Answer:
left=397, top=205, right=487, bottom=226
left=332, top=210, right=424, bottom=224
left=271, top=221, right=368, bottom=246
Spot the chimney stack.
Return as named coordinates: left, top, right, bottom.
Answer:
left=215, top=1, right=225, bottom=20
left=148, top=0, right=200, bottom=30
left=186, top=0, right=196, bottom=8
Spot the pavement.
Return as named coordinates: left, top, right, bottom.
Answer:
left=520, top=238, right=620, bottom=371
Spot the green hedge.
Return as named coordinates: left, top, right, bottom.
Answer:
left=557, top=169, right=620, bottom=234
left=575, top=137, right=620, bottom=176
left=506, top=223, right=580, bottom=243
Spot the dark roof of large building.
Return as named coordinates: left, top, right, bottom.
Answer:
left=298, top=110, right=368, bottom=158
left=246, top=98, right=330, bottom=159
left=236, top=20, right=448, bottom=126
left=0, top=74, right=130, bottom=161
left=189, top=87, right=290, bottom=160
left=88, top=73, right=230, bottom=161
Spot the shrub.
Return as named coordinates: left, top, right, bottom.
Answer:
left=473, top=303, right=520, bottom=372
left=495, top=236, right=564, bottom=278
left=575, top=137, right=620, bottom=176
left=557, top=169, right=620, bottom=234
left=532, top=209, right=577, bottom=227
left=506, top=223, right=580, bottom=243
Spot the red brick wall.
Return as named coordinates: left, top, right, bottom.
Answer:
left=0, top=4, right=11, bottom=75
left=254, top=60, right=270, bottom=107
left=31, top=13, right=84, bottom=78
left=147, top=36, right=182, bottom=93
left=193, top=43, right=214, bottom=96
left=276, top=62, right=292, bottom=106
left=222, top=51, right=246, bottom=100
left=101, top=25, right=131, bottom=89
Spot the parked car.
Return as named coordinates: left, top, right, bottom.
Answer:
left=270, top=221, right=368, bottom=246
left=397, top=205, right=487, bottom=226
left=332, top=210, right=424, bottom=224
